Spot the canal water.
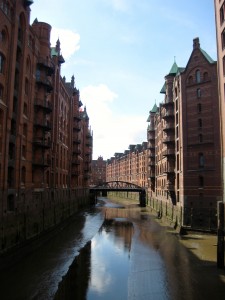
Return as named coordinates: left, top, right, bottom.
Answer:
left=0, top=197, right=225, bottom=299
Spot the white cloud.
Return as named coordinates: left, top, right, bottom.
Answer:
left=80, top=84, right=147, bottom=159
left=50, top=27, right=80, bottom=59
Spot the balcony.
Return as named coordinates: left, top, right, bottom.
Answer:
left=36, top=74, right=53, bottom=92
left=149, top=172, right=155, bottom=178
left=147, top=142, right=155, bottom=150
left=161, top=98, right=174, bottom=107
left=164, top=166, right=175, bottom=174
left=163, top=136, right=175, bottom=144
left=73, top=147, right=81, bottom=155
left=162, top=109, right=174, bottom=119
left=32, top=157, right=50, bottom=167
left=149, top=152, right=155, bottom=159
left=73, top=123, right=81, bottom=131
left=33, top=139, right=51, bottom=148
left=73, top=139, right=81, bottom=144
left=71, top=170, right=79, bottom=176
left=166, top=182, right=175, bottom=191
left=34, top=98, right=52, bottom=113
left=74, top=115, right=81, bottom=121
left=148, top=132, right=155, bottom=140
left=162, top=149, right=175, bottom=156
left=147, top=124, right=155, bottom=132
left=163, top=123, right=174, bottom=131
left=72, top=157, right=80, bottom=165
left=37, top=58, right=54, bottom=75
left=34, top=120, right=51, bottom=131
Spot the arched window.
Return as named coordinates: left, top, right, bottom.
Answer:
left=198, top=118, right=202, bottom=128
left=197, top=88, right=201, bottom=98
left=196, top=69, right=201, bottom=83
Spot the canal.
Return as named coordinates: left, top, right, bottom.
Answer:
left=0, top=197, right=225, bottom=299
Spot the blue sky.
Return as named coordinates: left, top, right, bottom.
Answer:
left=30, top=0, right=216, bottom=160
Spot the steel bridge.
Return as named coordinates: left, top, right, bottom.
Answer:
left=89, top=180, right=146, bottom=207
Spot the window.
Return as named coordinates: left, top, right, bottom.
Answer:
left=198, top=118, right=202, bottom=128
left=222, top=28, right=225, bottom=50
left=0, top=30, right=6, bottom=43
left=21, top=166, right=26, bottom=184
left=7, top=195, right=15, bottom=211
left=199, top=153, right=204, bottom=168
left=220, top=3, right=225, bottom=24
left=22, top=145, right=26, bottom=158
left=199, top=176, right=204, bottom=187
left=23, top=123, right=27, bottom=136
left=199, top=134, right=203, bottom=143
left=197, top=103, right=202, bottom=113
left=0, top=84, right=3, bottom=99
left=0, top=53, right=5, bottom=73
left=25, top=78, right=29, bottom=95
left=197, top=88, right=201, bottom=98
left=196, top=70, right=201, bottom=83
left=23, top=103, right=28, bottom=116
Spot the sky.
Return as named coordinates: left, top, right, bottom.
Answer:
left=30, top=0, right=216, bottom=160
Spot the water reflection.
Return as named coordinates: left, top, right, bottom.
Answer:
left=54, top=218, right=134, bottom=299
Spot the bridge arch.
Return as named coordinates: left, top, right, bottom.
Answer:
left=89, top=180, right=146, bottom=207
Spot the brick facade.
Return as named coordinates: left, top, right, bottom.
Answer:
left=107, top=38, right=222, bottom=230
left=0, top=0, right=92, bottom=254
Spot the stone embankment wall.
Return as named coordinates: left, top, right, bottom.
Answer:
left=0, top=188, right=90, bottom=260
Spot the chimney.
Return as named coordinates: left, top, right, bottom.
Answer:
left=193, top=37, right=200, bottom=49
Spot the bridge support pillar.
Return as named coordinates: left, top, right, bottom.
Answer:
left=139, top=190, right=146, bottom=207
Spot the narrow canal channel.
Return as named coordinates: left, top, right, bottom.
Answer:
left=0, top=197, right=225, bottom=299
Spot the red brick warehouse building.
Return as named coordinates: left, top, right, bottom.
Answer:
left=147, top=38, right=222, bottom=229
left=0, top=0, right=92, bottom=254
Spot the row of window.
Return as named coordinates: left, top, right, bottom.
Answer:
left=188, top=70, right=209, bottom=85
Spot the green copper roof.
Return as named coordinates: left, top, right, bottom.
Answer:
left=151, top=103, right=158, bottom=113
left=160, top=82, right=166, bottom=94
left=168, top=61, right=179, bottom=75
left=51, top=47, right=58, bottom=57
left=200, top=48, right=215, bottom=64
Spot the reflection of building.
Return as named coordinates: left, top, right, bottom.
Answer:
left=90, top=156, right=106, bottom=186
left=0, top=1, right=92, bottom=254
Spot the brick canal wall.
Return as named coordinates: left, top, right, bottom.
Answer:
left=0, top=188, right=90, bottom=262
